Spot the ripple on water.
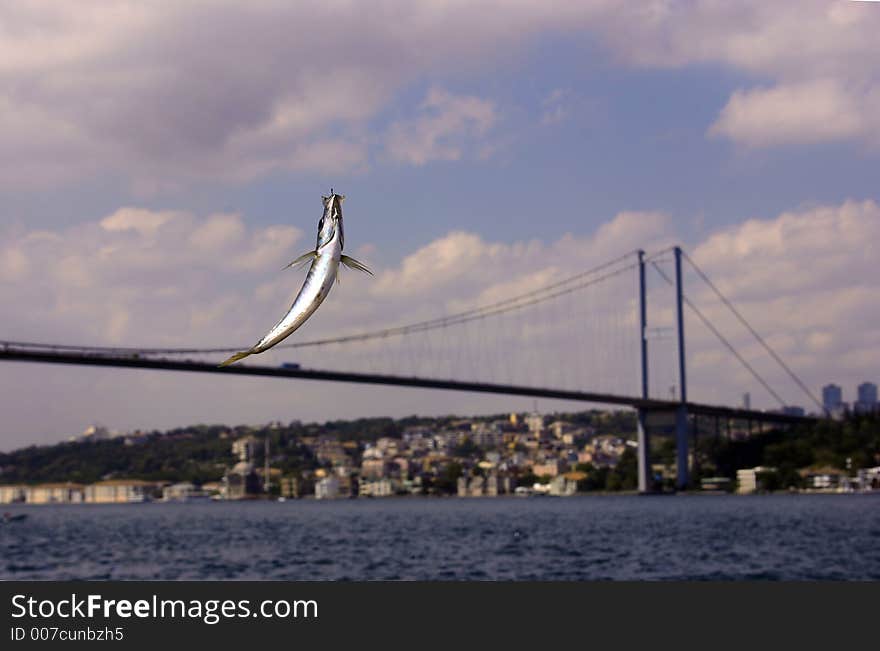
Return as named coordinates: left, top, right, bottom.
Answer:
left=1, top=495, right=880, bottom=580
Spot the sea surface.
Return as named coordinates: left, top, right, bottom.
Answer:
left=2, top=494, right=879, bottom=580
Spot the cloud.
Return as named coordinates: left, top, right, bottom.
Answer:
left=0, top=208, right=302, bottom=347
left=683, top=199, right=880, bottom=406
left=587, top=1, right=880, bottom=148
left=708, top=79, right=879, bottom=147
left=0, top=2, right=589, bottom=190
left=1, top=1, right=878, bottom=190
left=691, top=199, right=879, bottom=301
left=0, top=198, right=877, bottom=444
left=385, top=88, right=497, bottom=165
left=101, top=207, right=183, bottom=236
left=372, top=210, right=669, bottom=299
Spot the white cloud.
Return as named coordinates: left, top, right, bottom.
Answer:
left=0, top=2, right=590, bottom=190
left=372, top=210, right=669, bottom=299
left=188, top=214, right=246, bottom=252
left=682, top=200, right=880, bottom=407
left=385, top=88, right=497, bottom=165
left=587, top=1, right=880, bottom=148
left=0, top=207, right=302, bottom=348
left=101, top=207, right=182, bottom=236
left=708, top=79, right=879, bottom=147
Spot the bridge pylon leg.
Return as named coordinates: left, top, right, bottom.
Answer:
left=676, top=405, right=689, bottom=490
left=637, top=409, right=652, bottom=493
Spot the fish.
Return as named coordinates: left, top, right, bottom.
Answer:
left=219, top=191, right=372, bottom=367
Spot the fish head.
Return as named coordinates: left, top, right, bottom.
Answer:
left=317, top=192, right=345, bottom=249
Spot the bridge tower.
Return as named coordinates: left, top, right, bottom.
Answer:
left=637, top=246, right=690, bottom=493
left=674, top=246, right=689, bottom=490
left=636, top=251, right=651, bottom=493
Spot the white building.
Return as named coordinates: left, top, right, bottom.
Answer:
left=84, top=480, right=161, bottom=503
left=548, top=475, right=577, bottom=496
left=736, top=467, right=776, bottom=494
left=525, top=412, right=544, bottom=436
left=232, top=436, right=260, bottom=462
left=162, top=482, right=210, bottom=502
left=359, top=478, right=393, bottom=497
left=80, top=425, right=111, bottom=441
left=25, top=483, right=85, bottom=504
left=315, top=476, right=340, bottom=499
left=0, top=485, right=25, bottom=504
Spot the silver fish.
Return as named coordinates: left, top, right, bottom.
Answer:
left=219, top=191, right=371, bottom=367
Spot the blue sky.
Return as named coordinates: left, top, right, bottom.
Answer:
left=0, top=1, right=878, bottom=448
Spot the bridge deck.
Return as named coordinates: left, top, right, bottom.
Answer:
left=0, top=348, right=817, bottom=425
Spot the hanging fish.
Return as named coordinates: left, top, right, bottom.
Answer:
left=219, top=191, right=372, bottom=367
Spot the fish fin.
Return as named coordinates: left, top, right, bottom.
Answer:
left=340, top=255, right=373, bottom=275
left=282, top=250, right=317, bottom=271
left=218, top=350, right=253, bottom=367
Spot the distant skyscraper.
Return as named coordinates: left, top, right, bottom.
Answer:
left=855, top=382, right=878, bottom=414
left=822, top=384, right=843, bottom=412
left=742, top=393, right=751, bottom=410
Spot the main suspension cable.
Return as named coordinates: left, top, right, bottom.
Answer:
left=1, top=250, right=641, bottom=356
left=650, top=261, right=788, bottom=408
left=681, top=251, right=823, bottom=412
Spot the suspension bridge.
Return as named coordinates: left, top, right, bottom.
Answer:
left=0, top=246, right=823, bottom=492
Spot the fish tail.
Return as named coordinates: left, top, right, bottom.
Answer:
left=218, top=350, right=254, bottom=367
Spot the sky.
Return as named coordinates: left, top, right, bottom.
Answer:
left=1, top=1, right=879, bottom=450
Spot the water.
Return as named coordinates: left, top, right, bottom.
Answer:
left=2, top=494, right=879, bottom=580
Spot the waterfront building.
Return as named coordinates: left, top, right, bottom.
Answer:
left=0, top=485, right=26, bottom=504
left=800, top=467, right=847, bottom=490
left=549, top=474, right=578, bottom=496
left=279, top=476, right=299, bottom=499
left=84, top=480, right=162, bottom=503
left=457, top=475, right=494, bottom=497
left=25, top=483, right=85, bottom=504
left=315, top=476, right=340, bottom=499
left=223, top=461, right=261, bottom=499
left=162, top=482, right=210, bottom=502
left=201, top=481, right=223, bottom=498
left=700, top=477, right=733, bottom=492
left=468, top=476, right=485, bottom=496
left=736, top=467, right=776, bottom=494
left=359, top=478, right=393, bottom=498
left=480, top=474, right=512, bottom=496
